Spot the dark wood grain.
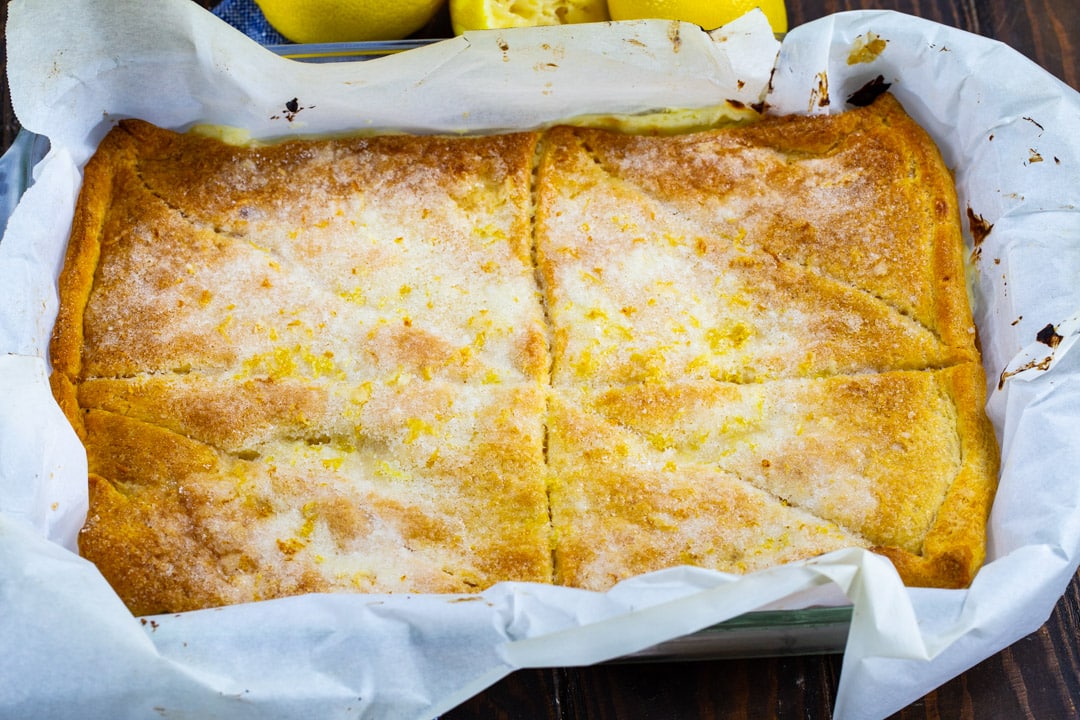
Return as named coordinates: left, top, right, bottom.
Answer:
left=446, top=573, right=1080, bottom=719
left=1, top=0, right=13, bottom=153
left=2, top=2, right=1078, bottom=719
left=561, top=654, right=845, bottom=719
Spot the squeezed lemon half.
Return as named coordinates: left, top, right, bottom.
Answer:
left=449, top=0, right=609, bottom=34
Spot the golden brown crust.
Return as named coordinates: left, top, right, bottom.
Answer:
left=547, top=388, right=866, bottom=588
left=49, top=130, right=121, bottom=381
left=79, top=382, right=554, bottom=615
left=534, top=94, right=978, bottom=388
left=872, top=362, right=999, bottom=587
left=53, top=94, right=999, bottom=613
left=57, top=121, right=554, bottom=614
left=548, top=364, right=997, bottom=589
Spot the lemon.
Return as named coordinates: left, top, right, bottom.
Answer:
left=255, top=0, right=446, bottom=43
left=449, top=0, right=609, bottom=34
left=607, top=0, right=787, bottom=34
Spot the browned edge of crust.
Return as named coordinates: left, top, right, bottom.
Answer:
left=49, top=125, right=129, bottom=404
left=49, top=124, right=136, bottom=571
left=875, top=94, right=978, bottom=360
left=873, top=361, right=1000, bottom=587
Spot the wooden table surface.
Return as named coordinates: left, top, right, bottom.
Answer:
left=2, top=1, right=1078, bottom=719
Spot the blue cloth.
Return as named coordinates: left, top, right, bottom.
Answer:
left=213, top=0, right=289, bottom=45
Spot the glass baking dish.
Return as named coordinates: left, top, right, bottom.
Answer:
left=0, top=38, right=853, bottom=661
left=266, top=38, right=440, bottom=61
left=0, top=129, right=49, bottom=232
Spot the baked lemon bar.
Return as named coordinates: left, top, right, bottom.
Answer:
left=51, top=94, right=998, bottom=614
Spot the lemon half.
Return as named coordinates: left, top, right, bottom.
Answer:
left=255, top=0, right=446, bottom=43
left=607, top=0, right=787, bottom=34
left=450, top=0, right=609, bottom=34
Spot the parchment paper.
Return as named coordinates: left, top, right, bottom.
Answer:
left=2, top=2, right=1079, bottom=718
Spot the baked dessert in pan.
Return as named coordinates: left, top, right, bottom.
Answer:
left=50, top=93, right=999, bottom=615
